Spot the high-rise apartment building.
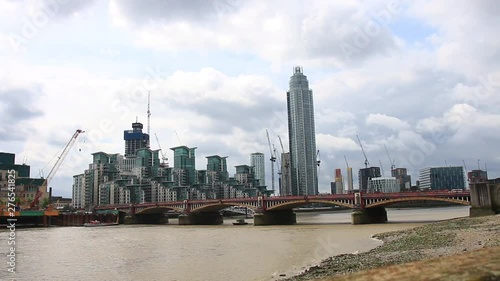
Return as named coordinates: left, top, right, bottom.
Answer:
left=250, top=152, right=265, bottom=186
left=346, top=167, right=354, bottom=192
left=358, top=167, right=381, bottom=192
left=287, top=66, right=318, bottom=196
left=124, top=122, right=150, bottom=157
left=391, top=168, right=411, bottom=191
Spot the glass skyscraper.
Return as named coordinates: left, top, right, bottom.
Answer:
left=287, top=66, right=318, bottom=195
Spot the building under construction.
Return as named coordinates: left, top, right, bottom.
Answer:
left=72, top=121, right=272, bottom=210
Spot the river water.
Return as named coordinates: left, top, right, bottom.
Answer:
left=0, top=206, right=469, bottom=281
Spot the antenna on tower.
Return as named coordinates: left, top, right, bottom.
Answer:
left=147, top=91, right=151, bottom=139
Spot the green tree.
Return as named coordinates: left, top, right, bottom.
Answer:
left=41, top=198, right=50, bottom=209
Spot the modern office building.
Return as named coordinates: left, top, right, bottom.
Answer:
left=367, top=177, right=400, bottom=193
left=124, top=122, right=150, bottom=157
left=250, top=152, right=265, bottom=186
left=358, top=167, right=381, bottom=192
left=391, top=168, right=411, bottom=191
left=287, top=66, right=318, bottom=196
left=419, top=166, right=465, bottom=191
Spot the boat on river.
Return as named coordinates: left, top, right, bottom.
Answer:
left=232, top=219, right=248, bottom=225
left=84, top=220, right=119, bottom=227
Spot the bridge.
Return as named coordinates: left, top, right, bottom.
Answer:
left=95, top=191, right=471, bottom=225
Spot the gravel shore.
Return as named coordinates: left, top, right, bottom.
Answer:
left=284, top=214, right=500, bottom=281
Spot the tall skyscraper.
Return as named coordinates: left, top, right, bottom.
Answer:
left=124, top=121, right=149, bottom=157
left=250, top=152, right=265, bottom=186
left=287, top=66, right=318, bottom=195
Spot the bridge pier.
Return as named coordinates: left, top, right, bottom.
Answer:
left=351, top=207, right=387, bottom=225
left=124, top=213, right=169, bottom=224
left=253, top=210, right=296, bottom=226
left=469, top=181, right=500, bottom=217
left=178, top=212, right=223, bottom=225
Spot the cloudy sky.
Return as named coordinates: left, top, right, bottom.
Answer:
left=1, top=0, right=499, bottom=198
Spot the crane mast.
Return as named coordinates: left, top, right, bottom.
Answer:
left=356, top=135, right=369, bottom=168
left=147, top=92, right=151, bottom=147
left=266, top=129, right=276, bottom=192
left=384, top=144, right=395, bottom=171
left=31, top=129, right=84, bottom=209
left=155, top=133, right=168, bottom=166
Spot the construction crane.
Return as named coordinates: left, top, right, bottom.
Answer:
left=147, top=92, right=151, bottom=148
left=277, top=135, right=289, bottom=169
left=155, top=133, right=169, bottom=167
left=356, top=135, right=369, bottom=168
left=29, top=129, right=85, bottom=209
left=266, top=129, right=276, bottom=192
left=379, top=160, right=385, bottom=177
left=316, top=150, right=321, bottom=166
left=344, top=155, right=349, bottom=168
left=384, top=144, right=396, bottom=171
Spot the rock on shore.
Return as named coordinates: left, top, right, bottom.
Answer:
left=284, top=215, right=500, bottom=281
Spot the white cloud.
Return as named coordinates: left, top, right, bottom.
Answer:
left=366, top=113, right=410, bottom=131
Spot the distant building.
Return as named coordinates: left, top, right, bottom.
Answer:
left=330, top=182, right=337, bottom=194
left=0, top=152, right=46, bottom=207
left=124, top=122, right=150, bottom=157
left=51, top=196, right=72, bottom=210
left=391, top=168, right=412, bottom=191
left=250, top=152, right=265, bottom=186
left=346, top=167, right=354, bottom=193
left=367, top=177, right=400, bottom=193
left=419, top=166, right=465, bottom=191
left=280, top=152, right=292, bottom=196
left=335, top=169, right=344, bottom=194
left=72, top=174, right=85, bottom=209
left=467, top=170, right=488, bottom=184
left=287, top=66, right=318, bottom=196
left=358, top=167, right=381, bottom=192
left=170, top=146, right=197, bottom=186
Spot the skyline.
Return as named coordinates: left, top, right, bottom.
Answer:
left=1, top=1, right=499, bottom=198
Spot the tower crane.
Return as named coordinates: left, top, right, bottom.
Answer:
left=356, top=135, right=369, bottom=168
left=266, top=129, right=276, bottom=192
left=384, top=144, right=395, bottom=171
left=29, top=129, right=85, bottom=209
left=316, top=150, right=321, bottom=166
left=277, top=135, right=289, bottom=169
left=155, top=133, right=169, bottom=167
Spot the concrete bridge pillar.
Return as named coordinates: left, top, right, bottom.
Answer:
left=253, top=210, right=296, bottom=226
left=470, top=182, right=500, bottom=217
left=178, top=212, right=223, bottom=225
left=124, top=213, right=169, bottom=224
left=351, top=207, right=387, bottom=225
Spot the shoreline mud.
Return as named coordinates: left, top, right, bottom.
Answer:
left=283, top=214, right=500, bottom=281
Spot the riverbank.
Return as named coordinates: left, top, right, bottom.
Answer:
left=284, top=214, right=500, bottom=280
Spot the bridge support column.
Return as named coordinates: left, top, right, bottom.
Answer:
left=469, top=182, right=500, bottom=217
left=178, top=212, right=223, bottom=225
left=253, top=210, right=296, bottom=226
left=351, top=207, right=387, bottom=225
left=124, top=213, right=169, bottom=224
